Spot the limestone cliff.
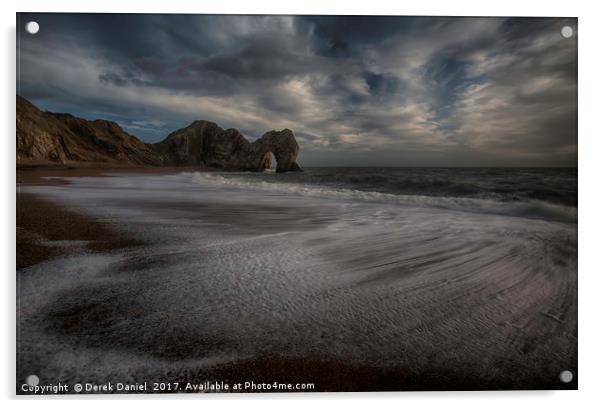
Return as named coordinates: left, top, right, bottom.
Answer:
left=16, top=96, right=302, bottom=172
left=154, top=120, right=301, bottom=172
left=17, top=96, right=161, bottom=166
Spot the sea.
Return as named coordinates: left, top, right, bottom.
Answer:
left=192, top=167, right=577, bottom=223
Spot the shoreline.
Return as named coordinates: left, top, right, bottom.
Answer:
left=15, top=167, right=577, bottom=392
left=16, top=166, right=216, bottom=268
left=17, top=164, right=215, bottom=185
left=16, top=192, right=144, bottom=269
left=16, top=166, right=192, bottom=269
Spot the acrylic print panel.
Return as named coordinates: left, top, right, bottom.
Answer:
left=16, top=13, right=577, bottom=394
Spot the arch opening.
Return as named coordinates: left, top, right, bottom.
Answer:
left=268, top=152, right=277, bottom=170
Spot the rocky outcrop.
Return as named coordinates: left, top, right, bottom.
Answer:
left=238, top=129, right=301, bottom=173
left=154, top=120, right=248, bottom=167
left=154, top=120, right=301, bottom=172
left=17, top=96, right=162, bottom=166
left=16, top=96, right=302, bottom=172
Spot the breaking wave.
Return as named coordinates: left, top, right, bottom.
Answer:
left=189, top=171, right=576, bottom=223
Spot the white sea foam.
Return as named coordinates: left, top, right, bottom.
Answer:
left=18, top=172, right=577, bottom=387
left=188, top=172, right=576, bottom=223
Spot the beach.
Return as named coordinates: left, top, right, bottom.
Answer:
left=16, top=167, right=577, bottom=392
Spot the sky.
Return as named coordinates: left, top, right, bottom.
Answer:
left=17, top=14, right=577, bottom=167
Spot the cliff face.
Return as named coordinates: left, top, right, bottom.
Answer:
left=17, top=96, right=162, bottom=166
left=252, top=129, right=301, bottom=173
left=154, top=120, right=249, bottom=167
left=16, top=96, right=302, bottom=172
left=154, top=120, right=301, bottom=172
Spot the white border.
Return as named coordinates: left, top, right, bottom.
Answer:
left=2, top=1, right=601, bottom=407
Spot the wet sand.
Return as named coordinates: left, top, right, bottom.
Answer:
left=17, top=165, right=219, bottom=268
left=17, top=164, right=214, bottom=184
left=18, top=166, right=152, bottom=268
left=17, top=192, right=144, bottom=269
left=16, top=168, right=577, bottom=393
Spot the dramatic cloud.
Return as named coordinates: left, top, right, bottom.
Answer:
left=17, top=14, right=577, bottom=166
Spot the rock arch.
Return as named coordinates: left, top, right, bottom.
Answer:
left=125, top=118, right=302, bottom=172
left=247, top=129, right=301, bottom=173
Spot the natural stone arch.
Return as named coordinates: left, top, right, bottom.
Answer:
left=155, top=120, right=302, bottom=172
left=251, top=129, right=301, bottom=173
left=232, top=129, right=301, bottom=172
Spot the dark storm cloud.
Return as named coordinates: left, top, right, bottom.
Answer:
left=298, top=15, right=416, bottom=57
left=17, top=13, right=577, bottom=165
